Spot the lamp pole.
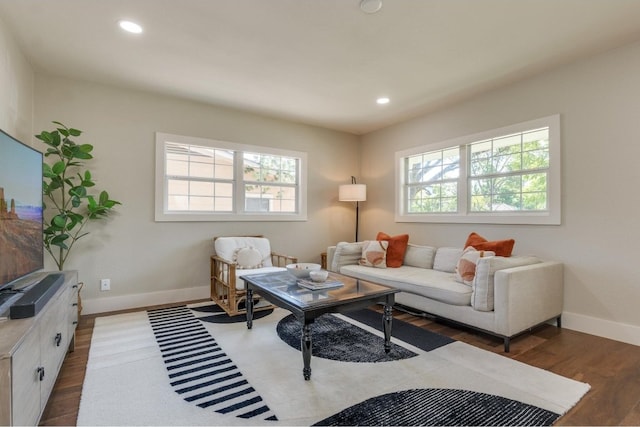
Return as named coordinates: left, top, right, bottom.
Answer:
left=355, top=200, right=360, bottom=242
left=339, top=176, right=366, bottom=242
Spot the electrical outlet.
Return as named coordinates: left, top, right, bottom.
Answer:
left=100, top=279, right=111, bottom=291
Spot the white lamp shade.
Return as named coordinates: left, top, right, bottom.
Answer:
left=339, top=184, right=367, bottom=202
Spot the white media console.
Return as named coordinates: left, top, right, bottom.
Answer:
left=0, top=271, right=79, bottom=426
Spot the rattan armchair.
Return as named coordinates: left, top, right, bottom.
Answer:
left=210, top=236, right=297, bottom=316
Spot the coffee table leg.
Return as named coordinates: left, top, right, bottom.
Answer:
left=383, top=302, right=393, bottom=353
left=302, top=322, right=312, bottom=380
left=246, top=288, right=254, bottom=330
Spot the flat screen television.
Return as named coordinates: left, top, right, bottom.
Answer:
left=0, top=129, right=44, bottom=289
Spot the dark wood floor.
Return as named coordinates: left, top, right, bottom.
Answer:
left=40, top=301, right=640, bottom=426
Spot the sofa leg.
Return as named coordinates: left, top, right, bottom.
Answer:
left=557, top=315, right=562, bottom=328
left=504, top=337, right=510, bottom=353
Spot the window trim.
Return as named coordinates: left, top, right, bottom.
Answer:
left=155, top=132, right=308, bottom=222
left=395, top=115, right=561, bottom=225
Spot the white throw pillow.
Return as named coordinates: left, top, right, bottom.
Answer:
left=403, top=244, right=436, bottom=269
left=359, top=240, right=389, bottom=268
left=455, top=246, right=495, bottom=285
left=233, top=247, right=264, bottom=269
left=433, top=247, right=464, bottom=273
left=331, top=241, right=364, bottom=272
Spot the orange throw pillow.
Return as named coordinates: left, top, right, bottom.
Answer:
left=464, top=232, right=515, bottom=257
left=376, top=232, right=409, bottom=268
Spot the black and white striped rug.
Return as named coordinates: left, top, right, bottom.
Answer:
left=147, top=306, right=277, bottom=422
left=78, top=304, right=590, bottom=426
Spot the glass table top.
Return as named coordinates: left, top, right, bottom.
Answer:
left=240, top=270, right=396, bottom=309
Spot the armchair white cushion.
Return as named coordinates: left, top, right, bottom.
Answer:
left=214, top=237, right=275, bottom=267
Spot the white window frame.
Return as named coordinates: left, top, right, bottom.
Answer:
left=155, top=132, right=308, bottom=222
left=395, top=115, right=561, bottom=225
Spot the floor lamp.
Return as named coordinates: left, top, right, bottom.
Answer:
left=339, top=176, right=367, bottom=242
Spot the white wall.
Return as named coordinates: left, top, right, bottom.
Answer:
left=360, top=40, right=640, bottom=346
left=0, top=16, right=33, bottom=141
left=33, top=75, right=360, bottom=314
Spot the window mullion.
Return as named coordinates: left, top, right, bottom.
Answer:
left=472, top=167, right=548, bottom=180
left=459, top=145, right=468, bottom=215
left=234, top=151, right=243, bottom=214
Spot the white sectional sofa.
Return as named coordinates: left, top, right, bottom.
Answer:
left=326, top=242, right=563, bottom=351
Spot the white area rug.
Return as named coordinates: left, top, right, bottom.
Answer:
left=77, top=304, right=590, bottom=426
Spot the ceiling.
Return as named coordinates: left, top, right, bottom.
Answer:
left=2, top=0, right=640, bottom=135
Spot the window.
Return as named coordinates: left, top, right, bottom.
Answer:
left=405, top=147, right=460, bottom=213
left=155, top=133, right=307, bottom=221
left=468, top=128, right=549, bottom=213
left=396, top=115, right=560, bottom=224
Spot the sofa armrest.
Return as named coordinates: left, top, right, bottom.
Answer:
left=326, top=246, right=337, bottom=272
left=493, top=261, right=564, bottom=336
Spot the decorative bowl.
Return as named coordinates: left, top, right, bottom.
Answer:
left=286, top=263, right=321, bottom=278
left=309, top=270, right=329, bottom=282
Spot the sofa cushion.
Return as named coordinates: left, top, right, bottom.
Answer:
left=359, top=240, right=388, bottom=268
left=339, top=264, right=472, bottom=306
left=433, top=247, right=464, bottom=273
left=464, top=232, right=515, bottom=257
left=215, top=237, right=273, bottom=267
left=403, top=244, right=436, bottom=269
left=472, top=255, right=540, bottom=311
left=331, top=241, right=364, bottom=272
left=455, top=247, right=495, bottom=285
left=376, top=232, right=409, bottom=268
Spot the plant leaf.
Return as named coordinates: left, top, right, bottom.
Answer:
left=52, top=161, right=66, bottom=175
left=69, top=186, right=87, bottom=198
left=51, top=234, right=69, bottom=249
left=99, top=191, right=109, bottom=205
left=79, top=144, right=93, bottom=153
left=42, top=163, right=55, bottom=178
left=52, top=215, right=67, bottom=228
left=73, top=150, right=93, bottom=160
left=51, top=131, right=61, bottom=147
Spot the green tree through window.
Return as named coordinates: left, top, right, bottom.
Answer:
left=469, top=128, right=549, bottom=212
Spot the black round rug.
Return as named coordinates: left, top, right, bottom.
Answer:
left=276, top=313, right=416, bottom=362
left=312, top=388, right=559, bottom=426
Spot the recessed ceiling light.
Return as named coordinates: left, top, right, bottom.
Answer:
left=376, top=97, right=390, bottom=105
left=360, top=0, right=383, bottom=14
left=118, top=20, right=143, bottom=34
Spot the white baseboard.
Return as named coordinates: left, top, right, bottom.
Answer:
left=562, top=311, right=640, bottom=347
left=81, top=286, right=209, bottom=315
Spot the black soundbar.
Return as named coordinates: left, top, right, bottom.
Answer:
left=9, top=273, right=65, bottom=319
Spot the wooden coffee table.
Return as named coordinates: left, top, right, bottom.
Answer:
left=242, top=270, right=398, bottom=380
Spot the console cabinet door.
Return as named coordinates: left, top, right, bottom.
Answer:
left=11, top=328, right=41, bottom=426
left=38, top=295, right=68, bottom=408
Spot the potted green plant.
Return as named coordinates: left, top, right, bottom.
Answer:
left=36, top=121, right=120, bottom=271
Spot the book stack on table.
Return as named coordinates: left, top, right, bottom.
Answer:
left=297, top=279, right=343, bottom=291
